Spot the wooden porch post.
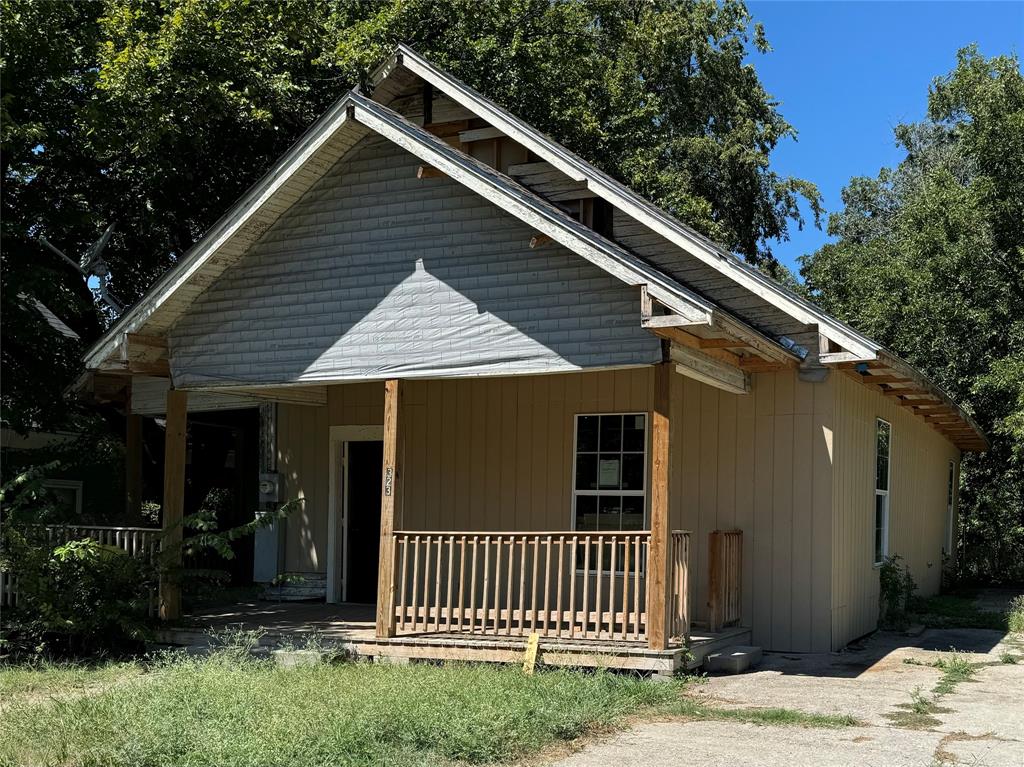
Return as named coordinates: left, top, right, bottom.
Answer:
left=648, top=362, right=672, bottom=650
left=376, top=379, right=403, bottom=638
left=159, top=389, right=187, bottom=621
left=125, top=410, right=143, bottom=518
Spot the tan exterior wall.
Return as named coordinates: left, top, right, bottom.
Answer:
left=831, top=373, right=961, bottom=649
left=277, top=365, right=836, bottom=652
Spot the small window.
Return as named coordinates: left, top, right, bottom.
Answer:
left=572, top=413, right=647, bottom=533
left=944, top=461, right=957, bottom=555
left=42, top=479, right=83, bottom=516
left=874, top=419, right=891, bottom=565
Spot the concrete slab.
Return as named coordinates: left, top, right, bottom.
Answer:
left=553, top=720, right=939, bottom=767
left=548, top=628, right=1024, bottom=767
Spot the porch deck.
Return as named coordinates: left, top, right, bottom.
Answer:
left=154, top=601, right=750, bottom=674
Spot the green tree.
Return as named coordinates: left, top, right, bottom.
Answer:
left=801, top=46, right=1024, bottom=582
left=2, top=0, right=818, bottom=432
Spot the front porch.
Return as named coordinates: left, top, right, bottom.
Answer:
left=156, top=601, right=751, bottom=674
left=151, top=363, right=759, bottom=664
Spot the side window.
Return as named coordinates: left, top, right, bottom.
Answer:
left=874, top=419, right=891, bottom=565
left=945, top=461, right=957, bottom=555
left=42, top=479, right=83, bottom=516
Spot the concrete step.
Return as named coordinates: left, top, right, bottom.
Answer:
left=704, top=645, right=763, bottom=674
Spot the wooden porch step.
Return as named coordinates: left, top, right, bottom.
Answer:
left=260, top=573, right=327, bottom=602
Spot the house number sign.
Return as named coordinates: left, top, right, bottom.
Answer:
left=384, top=466, right=394, bottom=496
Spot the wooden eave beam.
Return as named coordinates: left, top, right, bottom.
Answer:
left=699, top=337, right=751, bottom=349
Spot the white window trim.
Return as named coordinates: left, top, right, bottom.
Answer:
left=570, top=412, right=649, bottom=531
left=42, top=479, right=83, bottom=515
left=873, top=418, right=891, bottom=567
left=945, top=460, right=957, bottom=555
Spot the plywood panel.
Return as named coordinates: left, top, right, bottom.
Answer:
left=831, top=373, right=960, bottom=649
left=277, top=366, right=839, bottom=651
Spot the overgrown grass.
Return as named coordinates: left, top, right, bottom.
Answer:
left=911, top=594, right=1009, bottom=631
left=663, top=697, right=859, bottom=728
left=0, top=653, right=681, bottom=767
left=0, top=645, right=862, bottom=767
left=0, top=659, right=141, bottom=706
left=1008, top=595, right=1024, bottom=634
left=890, top=650, right=980, bottom=729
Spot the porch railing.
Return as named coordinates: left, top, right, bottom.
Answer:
left=388, top=530, right=689, bottom=642
left=707, top=529, right=742, bottom=631
left=0, top=524, right=160, bottom=608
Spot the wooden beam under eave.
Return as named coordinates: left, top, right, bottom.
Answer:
left=647, top=362, right=672, bottom=651
left=376, top=379, right=403, bottom=638
left=671, top=343, right=751, bottom=395
left=159, top=388, right=187, bottom=621
left=699, top=337, right=751, bottom=349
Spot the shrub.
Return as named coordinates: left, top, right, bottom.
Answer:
left=1008, top=595, right=1024, bottom=633
left=2, top=534, right=154, bottom=657
left=879, top=555, right=917, bottom=627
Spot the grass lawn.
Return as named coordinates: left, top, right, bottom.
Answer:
left=0, top=645, right=859, bottom=767
left=0, top=651, right=680, bottom=767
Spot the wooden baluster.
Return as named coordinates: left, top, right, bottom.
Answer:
left=634, top=536, right=642, bottom=640
left=469, top=536, right=479, bottom=633
left=687, top=534, right=693, bottom=635
left=398, top=536, right=409, bottom=631
left=481, top=536, right=492, bottom=634
left=492, top=535, right=503, bottom=634
left=423, top=535, right=433, bottom=631
left=504, top=537, right=514, bottom=635
left=530, top=536, right=539, bottom=633
left=568, top=536, right=578, bottom=638
left=542, top=536, right=552, bottom=635
left=456, top=536, right=466, bottom=631
left=411, top=535, right=422, bottom=632
left=608, top=535, right=617, bottom=638
left=556, top=537, right=565, bottom=638
left=445, top=535, right=454, bottom=632
left=517, top=536, right=526, bottom=635
left=432, top=536, right=442, bottom=631
left=594, top=536, right=604, bottom=640
left=580, top=537, right=591, bottom=638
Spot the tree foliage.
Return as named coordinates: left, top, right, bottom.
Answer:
left=2, top=0, right=818, bottom=431
left=801, top=47, right=1024, bottom=582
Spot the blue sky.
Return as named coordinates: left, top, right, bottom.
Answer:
left=746, top=0, right=1023, bottom=275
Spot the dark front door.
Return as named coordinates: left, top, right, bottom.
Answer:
left=346, top=440, right=383, bottom=604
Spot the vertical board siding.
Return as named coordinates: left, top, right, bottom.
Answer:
left=279, top=366, right=837, bottom=652
left=831, top=373, right=960, bottom=649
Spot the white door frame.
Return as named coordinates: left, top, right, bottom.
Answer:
left=327, top=425, right=384, bottom=603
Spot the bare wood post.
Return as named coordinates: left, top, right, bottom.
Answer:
left=376, top=379, right=403, bottom=637
left=647, top=362, right=672, bottom=649
left=708, top=531, right=723, bottom=631
left=159, top=389, right=187, bottom=621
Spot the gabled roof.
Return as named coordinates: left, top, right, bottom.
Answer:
left=83, top=93, right=795, bottom=371
left=372, top=45, right=880, bottom=360
left=81, top=46, right=986, bottom=450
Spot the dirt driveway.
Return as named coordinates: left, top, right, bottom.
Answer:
left=551, top=627, right=1024, bottom=767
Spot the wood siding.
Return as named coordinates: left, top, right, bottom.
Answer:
left=831, top=373, right=961, bottom=649
left=278, top=366, right=835, bottom=652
